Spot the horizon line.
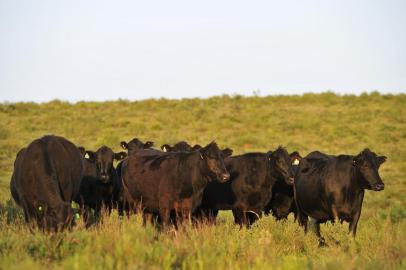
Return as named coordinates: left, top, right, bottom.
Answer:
left=1, top=90, right=405, bottom=104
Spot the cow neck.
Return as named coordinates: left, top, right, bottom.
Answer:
left=268, top=156, right=280, bottom=183
left=186, top=151, right=211, bottom=189
left=348, top=161, right=365, bottom=194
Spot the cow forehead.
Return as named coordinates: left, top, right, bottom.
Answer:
left=361, top=151, right=378, bottom=161
left=128, top=138, right=143, bottom=144
left=97, top=147, right=114, bottom=159
left=175, top=141, right=190, bottom=147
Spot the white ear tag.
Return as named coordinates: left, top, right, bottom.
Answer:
left=85, top=153, right=90, bottom=159
left=163, top=147, right=167, bottom=152
left=293, top=159, right=300, bottom=165
left=200, top=153, right=204, bottom=160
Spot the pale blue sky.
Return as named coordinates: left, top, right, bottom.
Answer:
left=0, top=0, right=405, bottom=102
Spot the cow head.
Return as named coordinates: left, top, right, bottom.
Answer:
left=85, top=146, right=127, bottom=183
left=353, top=148, right=386, bottom=191
left=120, top=138, right=154, bottom=155
left=290, top=151, right=302, bottom=175
left=199, top=142, right=231, bottom=183
left=161, top=141, right=203, bottom=152
left=161, top=141, right=192, bottom=152
left=37, top=202, right=74, bottom=232
left=269, top=146, right=295, bottom=185
left=161, top=144, right=173, bottom=152
left=192, top=144, right=202, bottom=151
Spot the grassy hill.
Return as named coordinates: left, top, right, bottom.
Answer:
left=0, top=93, right=405, bottom=269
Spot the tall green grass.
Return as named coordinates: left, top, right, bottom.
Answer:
left=0, top=93, right=405, bottom=269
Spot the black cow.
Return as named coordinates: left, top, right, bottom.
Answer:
left=264, top=151, right=302, bottom=220
left=10, top=135, right=84, bottom=231
left=74, top=146, right=127, bottom=218
left=294, top=149, right=386, bottom=242
left=121, top=142, right=231, bottom=227
left=195, top=146, right=295, bottom=227
left=161, top=141, right=202, bottom=152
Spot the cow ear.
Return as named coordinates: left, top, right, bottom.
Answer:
left=199, top=146, right=208, bottom=159
left=192, top=144, right=202, bottom=151
left=222, top=148, right=233, bottom=157
left=267, top=151, right=274, bottom=160
left=114, top=151, right=127, bottom=161
left=144, top=141, right=154, bottom=148
left=120, top=141, right=128, bottom=150
left=161, top=144, right=171, bottom=152
left=377, top=155, right=387, bottom=165
left=77, top=147, right=86, bottom=157
left=292, top=158, right=300, bottom=166
left=290, top=151, right=302, bottom=165
left=353, top=155, right=362, bottom=166
left=85, top=151, right=96, bottom=161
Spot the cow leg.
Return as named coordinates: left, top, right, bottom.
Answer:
left=107, top=203, right=113, bottom=215
left=297, top=211, right=309, bottom=233
left=349, top=210, right=362, bottom=237
left=349, top=219, right=359, bottom=237
left=22, top=206, right=31, bottom=224
left=209, top=209, right=219, bottom=225
left=232, top=209, right=243, bottom=227
left=331, top=205, right=339, bottom=223
left=94, top=205, right=102, bottom=222
left=21, top=199, right=34, bottom=225
left=204, top=209, right=218, bottom=225
left=193, top=208, right=204, bottom=225
left=178, top=208, right=191, bottom=228
left=246, top=210, right=260, bottom=227
left=184, top=209, right=192, bottom=227
left=349, top=193, right=364, bottom=237
left=80, top=206, right=90, bottom=226
left=315, top=222, right=326, bottom=246
left=142, top=211, right=154, bottom=226
left=159, top=207, right=171, bottom=229
left=117, top=201, right=125, bottom=217
left=234, top=209, right=249, bottom=228
left=194, top=208, right=217, bottom=226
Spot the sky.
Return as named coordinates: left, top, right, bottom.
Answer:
left=0, top=0, right=405, bottom=102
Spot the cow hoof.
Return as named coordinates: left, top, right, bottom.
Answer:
left=318, top=238, right=328, bottom=247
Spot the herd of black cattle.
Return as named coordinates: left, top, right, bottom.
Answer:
left=9, top=135, right=386, bottom=241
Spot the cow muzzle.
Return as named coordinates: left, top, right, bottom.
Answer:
left=221, top=173, right=230, bottom=182
left=100, top=174, right=110, bottom=183
left=373, top=182, right=385, bottom=191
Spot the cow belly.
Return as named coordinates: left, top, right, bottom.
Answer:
left=304, top=209, right=333, bottom=222
left=332, top=204, right=354, bottom=222
left=235, top=190, right=270, bottom=211
left=296, top=191, right=331, bottom=221
left=173, top=198, right=193, bottom=212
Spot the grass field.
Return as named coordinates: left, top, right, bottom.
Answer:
left=0, top=93, right=405, bottom=269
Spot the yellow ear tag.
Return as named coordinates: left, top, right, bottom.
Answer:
left=75, top=213, right=80, bottom=220
left=293, top=159, right=300, bottom=165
